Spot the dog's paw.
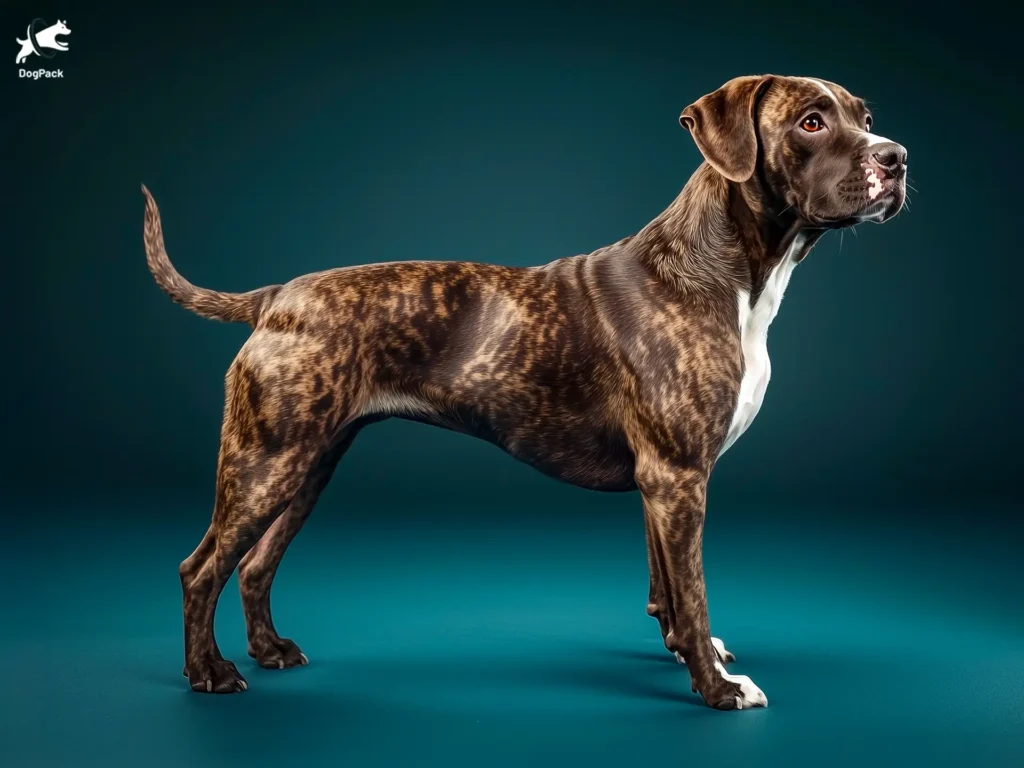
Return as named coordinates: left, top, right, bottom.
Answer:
left=184, top=658, right=248, bottom=694
left=675, top=637, right=736, bottom=666
left=248, top=637, right=309, bottom=670
left=724, top=674, right=768, bottom=710
left=701, top=662, right=767, bottom=710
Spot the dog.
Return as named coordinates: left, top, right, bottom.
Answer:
left=15, top=19, right=70, bottom=64
left=143, top=74, right=907, bottom=709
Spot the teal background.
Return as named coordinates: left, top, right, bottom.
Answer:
left=2, top=0, right=1021, bottom=766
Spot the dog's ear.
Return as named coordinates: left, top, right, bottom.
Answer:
left=679, top=75, right=775, bottom=183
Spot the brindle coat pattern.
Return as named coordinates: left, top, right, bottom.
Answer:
left=144, top=74, right=906, bottom=708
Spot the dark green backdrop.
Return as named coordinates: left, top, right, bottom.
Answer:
left=2, top=1, right=1021, bottom=766
left=5, top=0, right=1022, bottom=507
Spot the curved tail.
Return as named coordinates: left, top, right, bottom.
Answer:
left=142, top=185, right=280, bottom=326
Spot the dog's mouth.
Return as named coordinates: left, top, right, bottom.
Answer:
left=805, top=162, right=906, bottom=228
left=856, top=175, right=906, bottom=226
left=861, top=161, right=892, bottom=200
left=847, top=159, right=901, bottom=204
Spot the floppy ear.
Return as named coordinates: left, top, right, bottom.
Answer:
left=679, top=75, right=775, bottom=183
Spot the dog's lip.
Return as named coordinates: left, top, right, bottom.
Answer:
left=857, top=193, right=895, bottom=219
left=855, top=188, right=903, bottom=225
left=805, top=193, right=893, bottom=228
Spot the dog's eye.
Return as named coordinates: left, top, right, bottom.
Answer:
left=800, top=114, right=825, bottom=133
left=865, top=115, right=873, bottom=131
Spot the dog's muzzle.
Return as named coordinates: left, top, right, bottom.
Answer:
left=862, top=143, right=907, bottom=197
left=859, top=142, right=907, bottom=220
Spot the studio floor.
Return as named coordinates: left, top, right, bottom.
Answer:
left=3, top=500, right=1021, bottom=767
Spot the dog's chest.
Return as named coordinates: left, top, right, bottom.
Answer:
left=719, top=252, right=798, bottom=457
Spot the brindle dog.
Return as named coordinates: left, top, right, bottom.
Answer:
left=143, top=74, right=907, bottom=709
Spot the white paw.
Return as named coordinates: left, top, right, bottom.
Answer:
left=716, top=661, right=767, bottom=709
left=675, top=637, right=736, bottom=665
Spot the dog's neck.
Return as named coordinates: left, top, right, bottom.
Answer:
left=634, top=163, right=822, bottom=311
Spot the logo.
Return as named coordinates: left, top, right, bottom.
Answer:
left=15, top=18, right=69, bottom=79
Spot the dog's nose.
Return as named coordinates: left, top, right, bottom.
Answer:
left=871, top=143, right=907, bottom=178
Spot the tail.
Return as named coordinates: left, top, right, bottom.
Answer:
left=142, top=185, right=280, bottom=326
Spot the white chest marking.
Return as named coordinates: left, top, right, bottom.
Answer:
left=719, top=244, right=800, bottom=457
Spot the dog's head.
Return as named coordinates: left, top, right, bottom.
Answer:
left=680, top=75, right=907, bottom=228
left=42, top=19, right=71, bottom=50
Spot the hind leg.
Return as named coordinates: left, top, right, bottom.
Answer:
left=179, top=438, right=321, bottom=693
left=238, top=426, right=361, bottom=669
left=178, top=337, right=347, bottom=692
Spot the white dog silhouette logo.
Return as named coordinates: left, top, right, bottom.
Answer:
left=15, top=18, right=70, bottom=64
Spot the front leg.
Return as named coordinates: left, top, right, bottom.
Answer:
left=644, top=510, right=672, bottom=638
left=637, top=459, right=766, bottom=710
left=645, top=513, right=735, bottom=667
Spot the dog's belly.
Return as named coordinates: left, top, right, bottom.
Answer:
left=398, top=403, right=638, bottom=491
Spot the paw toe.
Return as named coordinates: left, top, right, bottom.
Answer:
left=253, top=638, right=307, bottom=670
left=732, top=674, right=767, bottom=709
left=186, top=659, right=248, bottom=694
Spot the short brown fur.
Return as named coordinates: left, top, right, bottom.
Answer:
left=145, top=74, right=907, bottom=708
